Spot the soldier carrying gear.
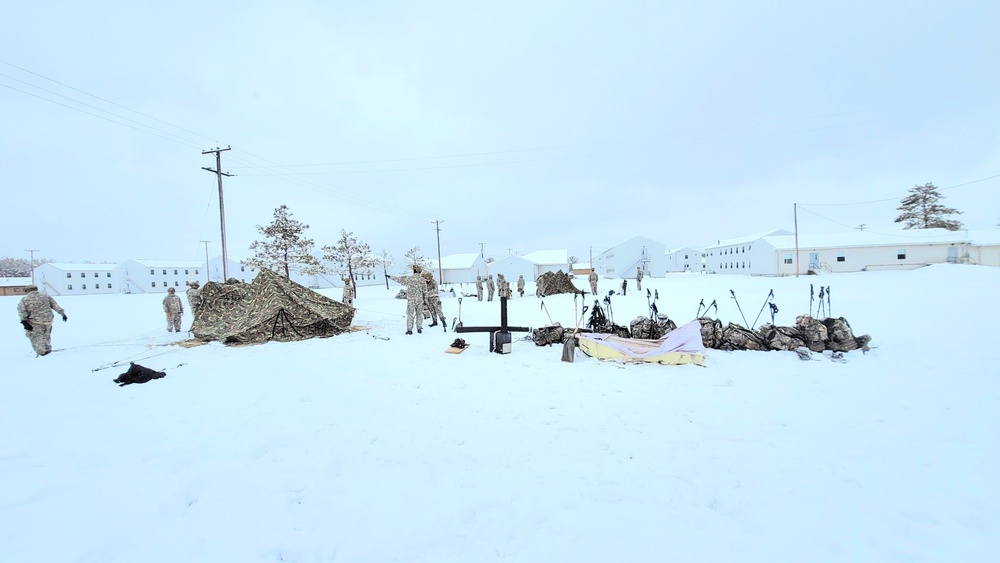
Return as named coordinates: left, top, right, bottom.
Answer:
left=636, top=267, right=643, bottom=291
left=588, top=270, right=598, bottom=295
left=475, top=275, right=484, bottom=301
left=163, top=287, right=184, bottom=333
left=517, top=275, right=525, bottom=297
left=486, top=274, right=495, bottom=302
left=17, top=285, right=67, bottom=356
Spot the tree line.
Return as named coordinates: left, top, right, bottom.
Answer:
left=242, top=204, right=430, bottom=285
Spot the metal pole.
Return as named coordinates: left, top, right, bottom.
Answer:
left=202, top=147, right=234, bottom=281
left=216, top=150, right=228, bottom=281
left=793, top=203, right=800, bottom=277
left=26, top=249, right=39, bottom=285
left=200, top=240, right=211, bottom=283
left=433, top=220, right=444, bottom=284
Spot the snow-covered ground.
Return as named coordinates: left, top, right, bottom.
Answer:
left=2, top=265, right=998, bottom=562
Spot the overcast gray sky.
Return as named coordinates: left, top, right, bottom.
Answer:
left=3, top=1, right=998, bottom=266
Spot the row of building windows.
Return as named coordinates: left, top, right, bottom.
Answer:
left=151, top=281, right=182, bottom=287
left=67, top=272, right=112, bottom=278
left=720, top=263, right=750, bottom=269
left=67, top=284, right=113, bottom=290
left=711, top=246, right=750, bottom=257
left=781, top=250, right=908, bottom=265
left=150, top=269, right=200, bottom=275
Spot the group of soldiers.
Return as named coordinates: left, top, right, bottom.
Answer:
left=388, top=264, right=447, bottom=335
left=474, top=274, right=526, bottom=301
left=161, top=281, right=204, bottom=333
left=16, top=280, right=207, bottom=357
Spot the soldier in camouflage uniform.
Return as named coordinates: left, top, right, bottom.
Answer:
left=486, top=274, right=495, bottom=302
left=186, top=281, right=203, bottom=319
left=496, top=274, right=508, bottom=299
left=17, top=285, right=67, bottom=356
left=635, top=267, right=643, bottom=291
left=517, top=275, right=525, bottom=297
left=341, top=276, right=355, bottom=307
left=536, top=274, right=545, bottom=297
left=475, top=276, right=484, bottom=301
left=389, top=265, right=428, bottom=334
left=422, top=271, right=447, bottom=331
left=588, top=270, right=598, bottom=295
left=163, top=287, right=184, bottom=332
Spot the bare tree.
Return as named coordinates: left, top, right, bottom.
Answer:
left=895, top=183, right=964, bottom=230
left=373, top=249, right=395, bottom=290
left=244, top=205, right=321, bottom=278
left=321, top=230, right=375, bottom=294
left=1, top=256, right=55, bottom=277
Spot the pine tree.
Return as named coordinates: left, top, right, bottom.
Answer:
left=244, top=205, right=321, bottom=278
left=894, top=183, right=963, bottom=230
left=404, top=246, right=429, bottom=270
left=321, top=230, right=374, bottom=291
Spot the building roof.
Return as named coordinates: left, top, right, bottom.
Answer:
left=1, top=277, right=33, bottom=287
left=665, top=246, right=701, bottom=255
left=124, top=259, right=206, bottom=268
left=705, top=230, right=792, bottom=249
left=523, top=249, right=568, bottom=265
left=426, top=253, right=481, bottom=270
left=762, top=228, right=996, bottom=250
left=965, top=228, right=1000, bottom=245
left=41, top=262, right=117, bottom=271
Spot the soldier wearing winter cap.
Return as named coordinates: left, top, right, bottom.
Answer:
left=17, top=285, right=67, bottom=356
left=163, top=287, right=184, bottom=332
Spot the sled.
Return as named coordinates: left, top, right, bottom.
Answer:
left=445, top=344, right=470, bottom=354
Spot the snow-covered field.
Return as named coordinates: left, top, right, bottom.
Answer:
left=2, top=265, right=998, bottom=562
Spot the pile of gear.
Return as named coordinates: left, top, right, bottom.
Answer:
left=533, top=311, right=871, bottom=354
left=698, top=315, right=871, bottom=352
left=535, top=270, right=582, bottom=297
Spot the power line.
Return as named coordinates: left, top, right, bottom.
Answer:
left=799, top=174, right=1000, bottom=207
left=0, top=59, right=223, bottom=146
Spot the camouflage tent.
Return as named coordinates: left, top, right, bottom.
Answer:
left=535, top=270, right=582, bottom=296
left=192, top=269, right=354, bottom=345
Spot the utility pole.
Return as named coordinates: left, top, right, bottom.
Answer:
left=202, top=147, right=234, bottom=281
left=25, top=249, right=39, bottom=285
left=478, top=242, right=486, bottom=258
left=589, top=246, right=593, bottom=266
left=793, top=203, right=800, bottom=277
left=855, top=224, right=867, bottom=231
left=432, top=220, right=444, bottom=284
left=200, top=240, right=211, bottom=283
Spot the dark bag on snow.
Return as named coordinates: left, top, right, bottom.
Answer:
left=114, top=362, right=166, bottom=386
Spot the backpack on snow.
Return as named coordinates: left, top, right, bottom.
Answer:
left=114, top=363, right=167, bottom=386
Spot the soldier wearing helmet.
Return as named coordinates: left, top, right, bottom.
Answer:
left=17, top=285, right=67, bottom=356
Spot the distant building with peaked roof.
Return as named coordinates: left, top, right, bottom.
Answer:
left=35, top=262, right=117, bottom=296
left=593, top=236, right=666, bottom=278
left=426, top=253, right=489, bottom=284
